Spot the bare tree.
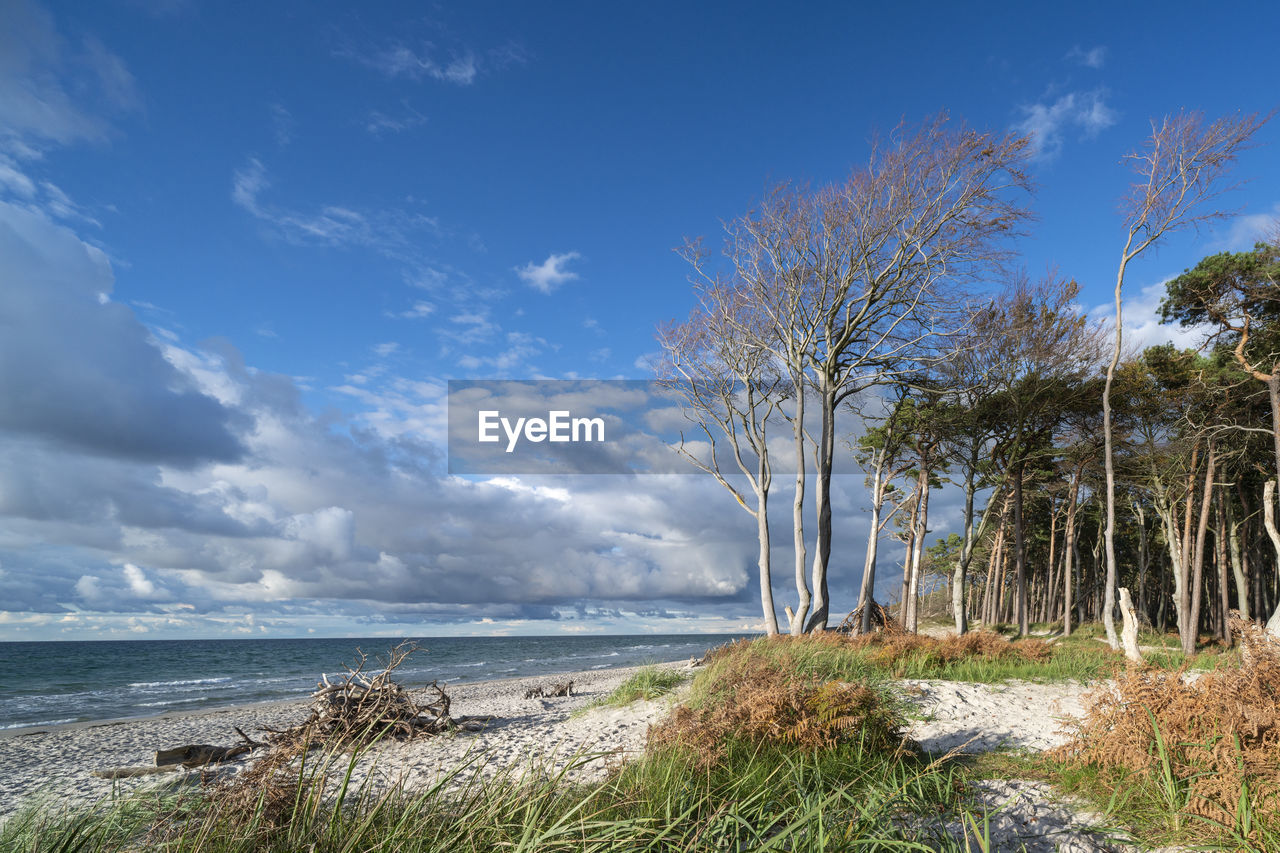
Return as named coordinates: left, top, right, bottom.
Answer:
left=1101, top=110, right=1267, bottom=649
left=770, top=116, right=1034, bottom=632
left=679, top=192, right=819, bottom=634
left=656, top=284, right=785, bottom=635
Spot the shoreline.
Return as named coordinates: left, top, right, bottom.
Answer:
left=0, top=660, right=691, bottom=819
left=0, top=655, right=699, bottom=741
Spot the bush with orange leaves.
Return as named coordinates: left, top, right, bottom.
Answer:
left=844, top=630, right=1052, bottom=671
left=1051, top=618, right=1280, bottom=835
left=646, top=648, right=905, bottom=769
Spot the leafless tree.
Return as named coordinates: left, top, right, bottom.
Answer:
left=763, top=116, right=1033, bottom=631
left=656, top=285, right=785, bottom=635
left=1101, top=111, right=1267, bottom=649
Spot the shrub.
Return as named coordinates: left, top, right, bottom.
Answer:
left=1052, top=618, right=1280, bottom=842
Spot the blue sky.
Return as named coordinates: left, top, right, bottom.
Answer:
left=1, top=0, right=1277, bottom=640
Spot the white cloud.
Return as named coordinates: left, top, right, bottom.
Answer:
left=1014, top=89, right=1117, bottom=160
left=374, top=46, right=477, bottom=84
left=1214, top=203, right=1280, bottom=251
left=391, top=300, right=435, bottom=319
left=123, top=563, right=157, bottom=597
left=231, top=158, right=439, bottom=251
left=373, top=341, right=400, bottom=357
left=515, top=251, right=582, bottom=294
left=1087, top=277, right=1212, bottom=353
left=1066, top=45, right=1107, bottom=69
left=366, top=104, right=427, bottom=136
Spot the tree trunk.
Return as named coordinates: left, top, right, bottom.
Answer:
left=1135, top=502, right=1149, bottom=621
left=755, top=484, right=779, bottom=636
left=805, top=381, right=836, bottom=633
left=857, top=444, right=888, bottom=634
left=1185, top=446, right=1216, bottom=656
left=788, top=390, right=810, bottom=635
left=1014, top=464, right=1029, bottom=636
left=907, top=468, right=931, bottom=633
left=1063, top=464, right=1082, bottom=636
left=1262, top=481, right=1280, bottom=636
left=1101, top=254, right=1128, bottom=652
left=1227, top=491, right=1249, bottom=621
left=1214, top=489, right=1230, bottom=646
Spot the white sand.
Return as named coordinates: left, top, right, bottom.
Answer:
left=0, top=661, right=688, bottom=821
left=901, top=678, right=1091, bottom=754
left=1, top=659, right=1164, bottom=851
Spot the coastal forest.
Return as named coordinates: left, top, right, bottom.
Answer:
left=657, top=110, right=1279, bottom=658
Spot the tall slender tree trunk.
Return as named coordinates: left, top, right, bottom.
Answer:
left=1226, top=493, right=1248, bottom=621
left=1214, top=488, right=1230, bottom=645
left=805, top=381, right=836, bottom=633
left=1262, top=481, right=1280, bottom=635
left=1186, top=446, right=1216, bottom=656
left=907, top=469, right=931, bottom=633
left=1101, top=251, right=1131, bottom=652
left=754, top=482, right=779, bottom=636
left=1014, top=465, right=1029, bottom=636
left=857, top=443, right=889, bottom=634
left=1135, top=502, right=1149, bottom=621
left=1063, top=464, right=1082, bottom=636
left=787, top=391, right=810, bottom=636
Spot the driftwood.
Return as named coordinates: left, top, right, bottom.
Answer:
left=838, top=600, right=901, bottom=635
left=524, top=680, right=574, bottom=699
left=92, top=727, right=263, bottom=779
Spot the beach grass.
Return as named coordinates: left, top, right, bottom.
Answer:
left=594, top=666, right=687, bottom=706
left=0, top=727, right=992, bottom=852
left=10, top=626, right=1268, bottom=852
left=0, top=639, right=1001, bottom=852
left=688, top=630, right=1114, bottom=689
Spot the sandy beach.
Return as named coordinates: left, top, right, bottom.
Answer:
left=0, top=661, right=688, bottom=821
left=1, top=663, right=1146, bottom=850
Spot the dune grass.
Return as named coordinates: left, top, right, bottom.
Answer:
left=689, top=629, right=1114, bottom=690
left=0, top=638, right=1002, bottom=852
left=13, top=626, right=1268, bottom=852
left=594, top=666, right=687, bottom=707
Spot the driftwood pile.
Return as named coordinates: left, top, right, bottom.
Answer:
left=523, top=680, right=575, bottom=699
left=92, top=642, right=488, bottom=782
left=837, top=600, right=901, bottom=635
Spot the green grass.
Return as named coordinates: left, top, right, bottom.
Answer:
left=595, top=666, right=687, bottom=707
left=687, top=633, right=1113, bottom=693
left=1, top=719, right=998, bottom=852
left=8, top=627, right=1262, bottom=852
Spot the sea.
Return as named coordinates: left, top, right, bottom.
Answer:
left=0, top=634, right=749, bottom=731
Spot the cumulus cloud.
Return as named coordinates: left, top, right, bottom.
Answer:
left=0, top=202, right=247, bottom=465
left=1214, top=203, right=1280, bottom=251
left=1087, top=277, right=1212, bottom=353
left=1014, top=89, right=1117, bottom=160
left=515, top=251, right=581, bottom=294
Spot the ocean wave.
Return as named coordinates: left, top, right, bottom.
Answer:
left=136, top=697, right=206, bottom=708
left=2, top=718, right=77, bottom=729
left=128, top=676, right=233, bottom=689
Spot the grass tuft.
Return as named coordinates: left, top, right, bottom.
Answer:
left=595, top=666, right=686, bottom=706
